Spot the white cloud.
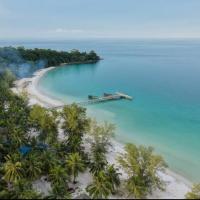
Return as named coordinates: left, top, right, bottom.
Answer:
left=54, top=28, right=85, bottom=34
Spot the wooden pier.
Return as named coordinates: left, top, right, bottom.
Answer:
left=54, top=92, right=133, bottom=109
left=79, top=92, right=132, bottom=106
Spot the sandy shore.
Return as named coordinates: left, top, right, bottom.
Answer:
left=12, top=67, right=65, bottom=108
left=12, top=67, right=192, bottom=199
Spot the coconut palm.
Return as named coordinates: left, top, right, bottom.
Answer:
left=49, top=165, right=68, bottom=185
left=0, top=179, right=42, bottom=199
left=106, top=165, right=121, bottom=193
left=3, top=155, right=23, bottom=184
left=62, top=104, right=89, bottom=136
left=15, top=179, right=42, bottom=199
left=62, top=104, right=89, bottom=153
left=19, top=189, right=42, bottom=199
left=66, top=153, right=85, bottom=184
left=89, top=151, right=107, bottom=176
left=29, top=105, right=58, bottom=145
left=24, top=152, right=43, bottom=181
left=86, top=170, right=113, bottom=199
left=40, top=151, right=59, bottom=174
left=66, top=134, right=82, bottom=153
left=47, top=183, right=71, bottom=199
left=9, top=129, right=27, bottom=149
left=185, top=184, right=200, bottom=199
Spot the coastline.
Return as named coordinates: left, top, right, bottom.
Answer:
left=12, top=67, right=65, bottom=108
left=12, top=67, right=192, bottom=199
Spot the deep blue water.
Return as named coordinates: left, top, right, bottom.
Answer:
left=1, top=39, right=200, bottom=182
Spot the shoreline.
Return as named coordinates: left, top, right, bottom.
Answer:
left=12, top=66, right=192, bottom=199
left=12, top=67, right=65, bottom=108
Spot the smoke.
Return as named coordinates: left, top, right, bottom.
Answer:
left=0, top=47, right=46, bottom=78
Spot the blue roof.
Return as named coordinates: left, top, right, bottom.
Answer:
left=19, top=146, right=32, bottom=155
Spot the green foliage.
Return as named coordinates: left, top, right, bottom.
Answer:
left=89, top=120, right=115, bottom=154
left=62, top=103, right=89, bottom=135
left=118, top=143, right=167, bottom=199
left=0, top=69, right=16, bottom=88
left=2, top=154, right=24, bottom=183
left=62, top=103, right=89, bottom=153
left=0, top=75, right=30, bottom=149
left=47, top=183, right=71, bottom=199
left=38, top=150, right=60, bottom=176
left=106, top=165, right=121, bottom=193
left=89, top=147, right=108, bottom=176
left=89, top=121, right=115, bottom=175
left=0, top=46, right=100, bottom=68
left=49, top=165, right=68, bottom=186
left=86, top=170, right=113, bottom=199
left=24, top=152, right=43, bottom=181
left=185, top=184, right=200, bottom=199
left=0, top=179, right=42, bottom=199
left=66, top=152, right=85, bottom=183
left=17, top=47, right=100, bottom=67
left=29, top=105, right=58, bottom=145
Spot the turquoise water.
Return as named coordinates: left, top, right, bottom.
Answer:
left=5, top=39, right=200, bottom=182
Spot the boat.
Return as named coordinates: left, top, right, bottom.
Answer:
left=88, top=95, right=99, bottom=100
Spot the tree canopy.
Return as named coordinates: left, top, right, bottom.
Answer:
left=185, top=184, right=200, bottom=199
left=0, top=46, right=100, bottom=70
left=118, top=143, right=167, bottom=199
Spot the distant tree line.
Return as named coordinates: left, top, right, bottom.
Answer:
left=0, top=46, right=100, bottom=68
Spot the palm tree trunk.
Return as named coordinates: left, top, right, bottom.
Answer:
left=73, top=174, right=76, bottom=184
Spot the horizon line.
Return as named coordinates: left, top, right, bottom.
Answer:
left=1, top=37, right=200, bottom=42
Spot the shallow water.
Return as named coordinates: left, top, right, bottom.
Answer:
left=2, top=39, right=200, bottom=182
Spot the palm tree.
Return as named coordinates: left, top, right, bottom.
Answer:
left=0, top=179, right=42, bottom=199
left=86, top=170, right=112, bottom=199
left=19, top=189, right=42, bottom=199
left=66, top=134, right=82, bottom=153
left=24, top=152, right=43, bottom=181
left=62, top=104, right=89, bottom=153
left=106, top=165, right=121, bottom=194
left=126, top=176, right=147, bottom=199
left=15, top=179, right=42, bottom=199
left=10, top=129, right=27, bottom=149
left=49, top=165, right=68, bottom=185
left=185, top=184, right=200, bottom=199
left=47, top=183, right=71, bottom=199
left=62, top=104, right=89, bottom=136
left=89, top=151, right=107, bottom=176
left=40, top=151, right=59, bottom=175
left=29, top=105, right=58, bottom=145
left=66, top=153, right=85, bottom=184
left=3, top=155, right=23, bottom=184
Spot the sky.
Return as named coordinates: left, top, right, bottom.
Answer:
left=0, top=0, right=200, bottom=40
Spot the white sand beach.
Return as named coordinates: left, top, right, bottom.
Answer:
left=12, top=67, right=192, bottom=199
left=12, top=67, right=64, bottom=108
